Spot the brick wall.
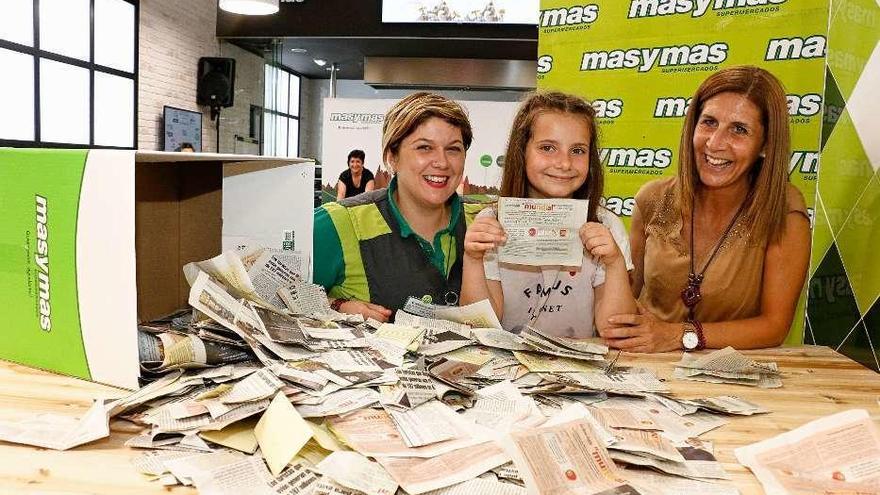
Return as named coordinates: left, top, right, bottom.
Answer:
left=218, top=43, right=264, bottom=155
left=299, top=77, right=325, bottom=162
left=138, top=0, right=219, bottom=151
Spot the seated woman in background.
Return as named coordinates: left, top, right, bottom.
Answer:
left=336, top=149, right=375, bottom=200
left=603, top=65, right=811, bottom=352
left=313, top=92, right=473, bottom=322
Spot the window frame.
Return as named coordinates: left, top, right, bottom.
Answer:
left=0, top=0, right=139, bottom=149
left=261, top=63, right=301, bottom=158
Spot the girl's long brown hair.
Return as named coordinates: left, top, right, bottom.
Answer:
left=500, top=91, right=603, bottom=222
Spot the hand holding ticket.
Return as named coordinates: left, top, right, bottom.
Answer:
left=463, top=214, right=507, bottom=261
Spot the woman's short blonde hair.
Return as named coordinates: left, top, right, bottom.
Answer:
left=381, top=92, right=473, bottom=170
left=678, top=65, right=790, bottom=244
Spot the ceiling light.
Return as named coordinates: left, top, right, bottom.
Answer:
left=313, top=59, right=327, bottom=67
left=290, top=48, right=307, bottom=54
left=219, top=0, right=279, bottom=15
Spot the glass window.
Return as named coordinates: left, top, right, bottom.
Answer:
left=94, top=72, right=134, bottom=147
left=275, top=115, right=288, bottom=157
left=263, top=111, right=276, bottom=154
left=94, top=0, right=135, bottom=73
left=278, top=70, right=290, bottom=115
left=40, top=59, right=89, bottom=144
left=0, top=48, right=34, bottom=141
left=0, top=0, right=34, bottom=47
left=40, top=0, right=90, bottom=61
left=289, top=74, right=300, bottom=117
left=262, top=64, right=300, bottom=157
left=264, top=65, right=278, bottom=112
left=287, top=117, right=299, bottom=157
left=1, top=0, right=137, bottom=148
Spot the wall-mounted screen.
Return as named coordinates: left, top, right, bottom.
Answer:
left=163, top=106, right=202, bottom=152
left=381, top=0, right=538, bottom=24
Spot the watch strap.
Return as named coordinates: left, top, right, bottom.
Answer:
left=691, top=319, right=707, bottom=351
left=330, top=298, right=348, bottom=312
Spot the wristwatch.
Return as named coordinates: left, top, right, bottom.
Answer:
left=682, top=319, right=706, bottom=351
left=682, top=321, right=699, bottom=351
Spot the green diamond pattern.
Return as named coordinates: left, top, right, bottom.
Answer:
left=835, top=171, right=880, bottom=314
left=839, top=321, right=879, bottom=372
left=827, top=0, right=880, bottom=99
left=816, top=111, right=874, bottom=236
left=865, top=299, right=880, bottom=368
left=809, top=194, right=834, bottom=277
left=808, top=243, right=862, bottom=344
left=810, top=0, right=880, bottom=370
left=821, top=67, right=846, bottom=150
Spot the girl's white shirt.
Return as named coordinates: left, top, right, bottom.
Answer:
left=480, top=206, right=633, bottom=338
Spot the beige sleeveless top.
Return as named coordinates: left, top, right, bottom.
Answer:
left=635, top=178, right=808, bottom=323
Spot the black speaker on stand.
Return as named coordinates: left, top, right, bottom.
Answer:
left=197, top=57, right=236, bottom=152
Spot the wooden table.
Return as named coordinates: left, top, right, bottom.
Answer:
left=1, top=345, right=879, bottom=494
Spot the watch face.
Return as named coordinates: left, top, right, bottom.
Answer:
left=683, top=331, right=699, bottom=350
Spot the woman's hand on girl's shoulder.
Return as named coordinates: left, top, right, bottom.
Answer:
left=464, top=216, right=507, bottom=261
left=580, top=222, right=623, bottom=267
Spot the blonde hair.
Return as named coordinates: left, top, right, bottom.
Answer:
left=381, top=92, right=473, bottom=170
left=500, top=91, right=603, bottom=222
left=678, top=65, right=790, bottom=243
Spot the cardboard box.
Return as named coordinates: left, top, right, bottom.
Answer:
left=0, top=149, right=314, bottom=389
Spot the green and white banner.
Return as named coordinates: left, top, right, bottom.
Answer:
left=538, top=0, right=827, bottom=219
left=0, top=149, right=139, bottom=388
left=537, top=0, right=830, bottom=343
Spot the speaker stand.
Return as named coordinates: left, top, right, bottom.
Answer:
left=211, top=105, right=221, bottom=153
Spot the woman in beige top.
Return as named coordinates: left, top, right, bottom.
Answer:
left=602, top=66, right=811, bottom=352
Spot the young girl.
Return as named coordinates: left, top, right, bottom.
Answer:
left=460, top=92, right=637, bottom=338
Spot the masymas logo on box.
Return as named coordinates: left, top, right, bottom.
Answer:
left=34, top=195, right=52, bottom=331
